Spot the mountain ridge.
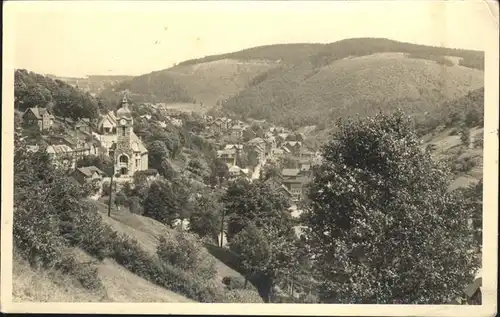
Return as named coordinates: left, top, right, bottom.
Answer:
left=94, top=38, right=484, bottom=127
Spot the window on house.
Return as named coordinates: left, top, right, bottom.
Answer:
left=121, top=127, right=126, bottom=136
left=136, top=159, right=140, bottom=168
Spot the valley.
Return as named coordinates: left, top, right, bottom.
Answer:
left=12, top=37, right=486, bottom=305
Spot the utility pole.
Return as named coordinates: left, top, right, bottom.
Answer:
left=219, top=208, right=226, bottom=247
left=108, top=166, right=115, bottom=217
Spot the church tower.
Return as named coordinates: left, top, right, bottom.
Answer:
left=114, top=93, right=134, bottom=177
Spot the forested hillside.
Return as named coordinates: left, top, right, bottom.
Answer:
left=15, top=69, right=103, bottom=120
left=96, top=38, right=484, bottom=129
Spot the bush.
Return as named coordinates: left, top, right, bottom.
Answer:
left=63, top=202, right=109, bottom=260
left=222, top=276, right=248, bottom=290
left=14, top=205, right=65, bottom=269
left=127, top=196, right=144, bottom=215
left=300, top=293, right=319, bottom=303
left=157, top=231, right=217, bottom=281
left=473, top=135, right=483, bottom=148
left=221, top=289, right=264, bottom=303
left=56, top=254, right=103, bottom=290
left=106, top=229, right=227, bottom=302
left=452, top=156, right=477, bottom=173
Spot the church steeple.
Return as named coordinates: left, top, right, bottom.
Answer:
left=116, top=92, right=132, bottom=119
left=121, top=93, right=129, bottom=108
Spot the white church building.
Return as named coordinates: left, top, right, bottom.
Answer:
left=94, top=94, right=149, bottom=178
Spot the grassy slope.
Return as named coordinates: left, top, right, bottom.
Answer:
left=13, top=256, right=104, bottom=302
left=13, top=198, right=251, bottom=303
left=92, top=200, right=248, bottom=285
left=99, top=59, right=280, bottom=107
left=165, top=59, right=281, bottom=106
left=13, top=254, right=193, bottom=302
left=422, top=126, right=484, bottom=191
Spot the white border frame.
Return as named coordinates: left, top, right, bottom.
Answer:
left=2, top=1, right=498, bottom=316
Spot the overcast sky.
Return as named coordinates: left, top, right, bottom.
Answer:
left=6, top=0, right=498, bottom=77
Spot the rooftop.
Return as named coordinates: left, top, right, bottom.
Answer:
left=281, top=168, right=300, bottom=177
left=76, top=166, right=105, bottom=177
left=25, top=107, right=54, bottom=119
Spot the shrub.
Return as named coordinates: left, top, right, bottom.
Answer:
left=101, top=180, right=111, bottom=197
left=14, top=205, right=65, bottom=269
left=157, top=231, right=217, bottom=281
left=63, top=202, right=109, bottom=260
left=300, top=293, right=319, bottom=303
left=56, top=254, right=103, bottom=290
left=127, top=196, right=144, bottom=215
left=221, top=289, right=264, bottom=303
left=452, top=156, right=477, bottom=173
left=107, top=229, right=226, bottom=302
left=114, top=192, right=128, bottom=207
left=222, top=276, right=248, bottom=290
left=473, top=135, right=484, bottom=148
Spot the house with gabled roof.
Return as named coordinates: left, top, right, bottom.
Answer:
left=281, top=168, right=309, bottom=202
left=224, top=143, right=244, bottom=151
left=282, top=141, right=303, bottom=156
left=23, top=106, right=55, bottom=131
left=247, top=137, right=267, bottom=162
left=228, top=165, right=250, bottom=181
left=230, top=124, right=243, bottom=138
left=300, top=148, right=316, bottom=160
left=72, top=166, right=105, bottom=184
left=46, top=144, right=76, bottom=169
left=74, top=118, right=93, bottom=134
left=264, top=176, right=293, bottom=200
left=209, top=118, right=224, bottom=133
left=71, top=165, right=106, bottom=199
left=217, top=148, right=238, bottom=167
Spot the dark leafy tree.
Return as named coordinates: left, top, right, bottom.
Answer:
left=148, top=140, right=170, bottom=172
left=165, top=133, right=181, bottom=159
left=76, top=154, right=114, bottom=176
left=222, top=179, right=292, bottom=242
left=188, top=190, right=223, bottom=243
left=210, top=158, right=230, bottom=186
left=230, top=222, right=296, bottom=303
left=304, top=110, right=480, bottom=304
left=247, top=149, right=260, bottom=169
left=143, top=177, right=193, bottom=227
left=460, top=124, right=471, bottom=147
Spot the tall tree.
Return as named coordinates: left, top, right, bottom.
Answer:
left=148, top=140, right=170, bottom=172
left=210, top=158, right=230, bottom=186
left=304, top=110, right=480, bottom=304
left=230, top=222, right=296, bottom=303
left=222, top=179, right=296, bottom=302
left=222, top=179, right=291, bottom=241
left=188, top=190, right=223, bottom=243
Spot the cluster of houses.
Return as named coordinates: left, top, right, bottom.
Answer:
left=21, top=95, right=318, bottom=208
left=203, top=115, right=319, bottom=204
left=21, top=94, right=150, bottom=192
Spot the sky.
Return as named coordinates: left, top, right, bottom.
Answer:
left=5, top=0, right=498, bottom=78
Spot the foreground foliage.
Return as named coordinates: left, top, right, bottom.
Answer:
left=304, top=110, right=480, bottom=304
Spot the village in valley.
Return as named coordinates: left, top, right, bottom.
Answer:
left=19, top=90, right=321, bottom=246
left=9, top=1, right=492, bottom=309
